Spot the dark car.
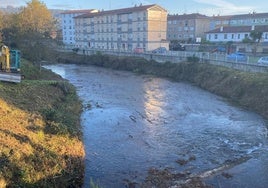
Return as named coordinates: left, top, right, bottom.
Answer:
left=152, top=47, right=167, bottom=54
left=170, top=43, right=185, bottom=51
left=227, top=52, right=247, bottom=62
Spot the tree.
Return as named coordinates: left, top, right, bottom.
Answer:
left=242, top=30, right=263, bottom=55
left=250, top=30, right=263, bottom=55
left=0, top=11, right=3, bottom=42
left=18, top=0, right=54, bottom=34
left=250, top=30, right=263, bottom=43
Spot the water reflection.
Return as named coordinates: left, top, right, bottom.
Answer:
left=143, top=78, right=167, bottom=126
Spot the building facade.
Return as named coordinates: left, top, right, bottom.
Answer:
left=167, top=13, right=210, bottom=43
left=61, top=9, right=98, bottom=45
left=210, top=12, right=268, bottom=30
left=206, top=25, right=268, bottom=43
left=74, top=4, right=168, bottom=51
left=229, top=12, right=268, bottom=27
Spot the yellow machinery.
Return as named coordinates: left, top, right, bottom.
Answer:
left=0, top=45, right=21, bottom=83
left=0, top=45, right=10, bottom=71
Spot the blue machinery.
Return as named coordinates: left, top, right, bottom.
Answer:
left=0, top=45, right=21, bottom=83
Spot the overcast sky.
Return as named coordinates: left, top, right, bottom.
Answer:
left=1, top=0, right=267, bottom=16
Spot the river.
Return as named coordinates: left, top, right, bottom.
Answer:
left=45, top=64, right=268, bottom=188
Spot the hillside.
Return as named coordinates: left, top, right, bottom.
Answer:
left=0, top=60, right=85, bottom=187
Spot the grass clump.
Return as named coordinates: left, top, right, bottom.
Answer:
left=0, top=59, right=85, bottom=187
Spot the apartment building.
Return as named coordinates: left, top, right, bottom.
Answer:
left=206, top=12, right=268, bottom=43
left=209, top=15, right=232, bottom=30
left=74, top=4, right=168, bottom=51
left=61, top=9, right=98, bottom=45
left=210, top=12, right=268, bottom=30
left=206, top=25, right=268, bottom=43
left=167, top=13, right=210, bottom=42
left=229, top=12, right=268, bottom=27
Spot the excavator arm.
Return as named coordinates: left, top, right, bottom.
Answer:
left=0, top=45, right=10, bottom=71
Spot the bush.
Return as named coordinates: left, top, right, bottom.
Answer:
left=187, top=55, right=200, bottom=63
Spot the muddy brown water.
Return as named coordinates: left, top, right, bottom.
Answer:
left=45, top=64, right=268, bottom=188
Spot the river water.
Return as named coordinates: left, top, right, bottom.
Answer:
left=45, top=64, right=268, bottom=188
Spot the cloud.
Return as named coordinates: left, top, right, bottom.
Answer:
left=50, top=3, right=75, bottom=9
left=194, top=0, right=256, bottom=15
left=0, top=0, right=25, bottom=7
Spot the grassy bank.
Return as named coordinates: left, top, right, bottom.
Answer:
left=58, top=52, right=268, bottom=120
left=0, top=59, right=85, bottom=187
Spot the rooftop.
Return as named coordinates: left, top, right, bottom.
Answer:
left=206, top=25, right=268, bottom=33
left=61, top=9, right=97, bottom=14
left=168, top=13, right=209, bottom=20
left=75, top=4, right=166, bottom=19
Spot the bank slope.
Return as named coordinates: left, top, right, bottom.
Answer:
left=0, top=60, right=85, bottom=187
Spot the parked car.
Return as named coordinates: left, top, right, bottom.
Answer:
left=133, top=47, right=144, bottom=53
left=211, top=46, right=226, bottom=53
left=227, top=52, right=247, bottom=62
left=152, top=47, right=167, bottom=54
left=169, top=43, right=185, bottom=51
left=257, top=56, right=268, bottom=65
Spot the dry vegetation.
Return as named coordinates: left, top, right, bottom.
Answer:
left=0, top=59, right=85, bottom=187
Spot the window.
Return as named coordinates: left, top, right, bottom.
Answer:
left=238, top=34, right=240, bottom=39
left=224, top=34, right=227, bottom=39
left=214, top=34, right=218, bottom=39
left=128, top=13, right=132, bottom=21
left=231, top=34, right=234, bottom=39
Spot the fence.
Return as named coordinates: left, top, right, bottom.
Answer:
left=60, top=46, right=268, bottom=73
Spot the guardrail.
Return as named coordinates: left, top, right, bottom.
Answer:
left=58, top=47, right=268, bottom=73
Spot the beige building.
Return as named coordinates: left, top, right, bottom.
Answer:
left=74, top=4, right=168, bottom=51
left=61, top=9, right=98, bottom=45
left=167, top=13, right=210, bottom=43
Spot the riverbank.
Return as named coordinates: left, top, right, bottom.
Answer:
left=0, top=59, right=85, bottom=187
left=58, top=52, right=268, bottom=120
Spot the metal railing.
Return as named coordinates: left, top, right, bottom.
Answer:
left=58, top=46, right=268, bottom=73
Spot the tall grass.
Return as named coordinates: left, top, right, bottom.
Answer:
left=0, top=59, right=85, bottom=187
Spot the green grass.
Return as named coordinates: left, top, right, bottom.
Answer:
left=0, top=59, right=85, bottom=187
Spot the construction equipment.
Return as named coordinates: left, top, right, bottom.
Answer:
left=0, top=45, right=21, bottom=83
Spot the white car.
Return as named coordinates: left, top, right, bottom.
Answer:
left=257, top=56, right=268, bottom=65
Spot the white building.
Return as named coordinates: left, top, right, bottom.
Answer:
left=61, top=9, right=98, bottom=45
left=206, top=25, right=268, bottom=43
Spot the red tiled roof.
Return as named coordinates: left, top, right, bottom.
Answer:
left=211, top=12, right=268, bottom=20
left=75, top=4, right=165, bottom=18
left=206, top=25, right=268, bottom=33
left=231, top=12, right=268, bottom=19
left=61, top=9, right=96, bottom=14
left=168, top=13, right=209, bottom=20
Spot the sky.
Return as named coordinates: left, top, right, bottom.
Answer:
left=1, top=0, right=268, bottom=16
